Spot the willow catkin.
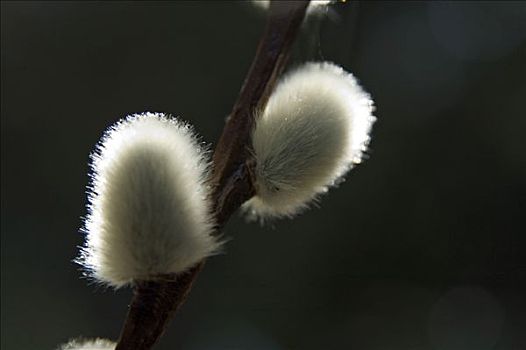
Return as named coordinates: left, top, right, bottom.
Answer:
left=244, top=62, right=376, bottom=219
left=78, top=113, right=220, bottom=288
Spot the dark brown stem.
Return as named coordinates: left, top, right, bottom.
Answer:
left=115, top=1, right=309, bottom=349
left=211, top=0, right=311, bottom=226
left=115, top=264, right=204, bottom=350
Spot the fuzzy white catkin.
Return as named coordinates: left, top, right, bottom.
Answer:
left=78, top=112, right=220, bottom=288
left=244, top=62, right=375, bottom=219
left=59, top=338, right=115, bottom=350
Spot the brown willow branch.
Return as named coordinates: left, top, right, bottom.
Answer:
left=211, top=0, right=311, bottom=226
left=114, top=2, right=309, bottom=349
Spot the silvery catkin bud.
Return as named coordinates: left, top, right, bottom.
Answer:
left=244, top=62, right=376, bottom=219
left=78, top=112, right=220, bottom=288
left=58, top=338, right=115, bottom=350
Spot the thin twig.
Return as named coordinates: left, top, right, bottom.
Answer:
left=114, top=2, right=309, bottom=349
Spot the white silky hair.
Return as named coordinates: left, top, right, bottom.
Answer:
left=78, top=112, right=220, bottom=288
left=244, top=62, right=376, bottom=219
left=59, top=338, right=115, bottom=350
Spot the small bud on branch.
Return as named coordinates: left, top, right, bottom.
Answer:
left=59, top=338, right=115, bottom=350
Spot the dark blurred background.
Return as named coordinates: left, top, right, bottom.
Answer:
left=1, top=1, right=525, bottom=349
